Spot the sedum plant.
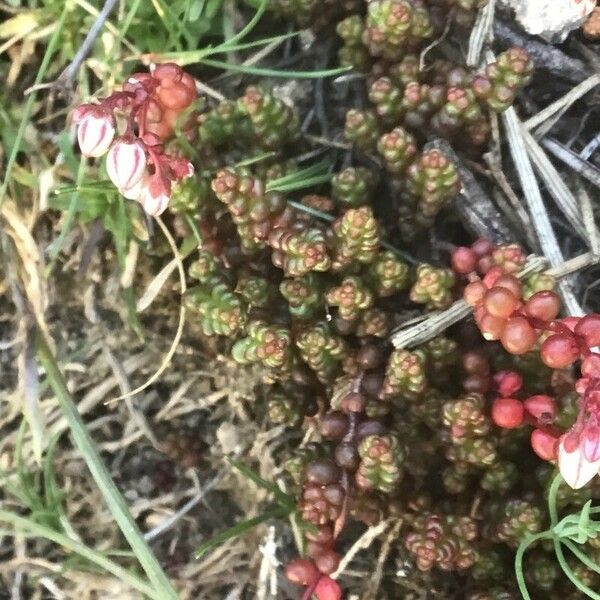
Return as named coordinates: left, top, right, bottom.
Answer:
left=67, top=2, right=600, bottom=599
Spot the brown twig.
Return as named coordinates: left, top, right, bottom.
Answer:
left=364, top=519, right=403, bottom=600
left=54, top=0, right=119, bottom=93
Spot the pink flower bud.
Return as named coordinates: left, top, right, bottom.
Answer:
left=494, top=370, right=523, bottom=398
left=582, top=354, right=600, bottom=379
left=530, top=429, right=558, bottom=461
left=523, top=395, right=556, bottom=422
left=139, top=175, right=170, bottom=216
left=315, top=576, right=342, bottom=600
left=558, top=433, right=600, bottom=489
left=74, top=105, right=115, bottom=158
left=106, top=137, right=147, bottom=191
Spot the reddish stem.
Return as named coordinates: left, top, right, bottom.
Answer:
left=102, top=90, right=135, bottom=111
left=522, top=411, right=562, bottom=437
left=333, top=371, right=363, bottom=541
left=137, top=99, right=149, bottom=138
left=301, top=578, right=320, bottom=600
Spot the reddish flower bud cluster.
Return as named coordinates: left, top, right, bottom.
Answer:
left=285, top=558, right=342, bottom=600
left=285, top=453, right=345, bottom=597
left=489, top=369, right=559, bottom=457
left=73, top=63, right=196, bottom=216
left=285, top=345, right=403, bottom=599
left=451, top=239, right=600, bottom=490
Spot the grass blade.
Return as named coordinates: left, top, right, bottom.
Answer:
left=227, top=457, right=295, bottom=509
left=0, top=6, right=69, bottom=209
left=198, top=58, right=351, bottom=79
left=0, top=510, right=160, bottom=600
left=266, top=160, right=331, bottom=192
left=194, top=506, right=290, bottom=558
left=36, top=333, right=179, bottom=600
left=43, top=432, right=82, bottom=543
left=54, top=181, right=115, bottom=195
left=219, top=0, right=268, bottom=49
left=268, top=174, right=331, bottom=192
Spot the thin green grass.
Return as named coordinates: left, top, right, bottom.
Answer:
left=235, top=151, right=278, bottom=168
left=148, top=31, right=299, bottom=65
left=43, top=432, right=83, bottom=542
left=0, top=427, right=155, bottom=597
left=194, top=506, right=291, bottom=558
left=0, top=4, right=69, bottom=210
left=0, top=512, right=161, bottom=600
left=198, top=58, right=351, bottom=79
left=266, top=161, right=331, bottom=193
left=223, top=0, right=268, bottom=48
left=194, top=458, right=295, bottom=558
left=36, top=333, right=179, bottom=600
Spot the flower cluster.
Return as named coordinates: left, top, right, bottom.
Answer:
left=452, top=240, right=600, bottom=490
left=73, top=63, right=196, bottom=216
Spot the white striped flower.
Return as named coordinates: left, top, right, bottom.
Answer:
left=138, top=175, right=170, bottom=217
left=120, top=175, right=146, bottom=201
left=106, top=137, right=147, bottom=192
left=74, top=105, right=115, bottom=158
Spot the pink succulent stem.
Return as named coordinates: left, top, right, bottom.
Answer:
left=301, top=579, right=319, bottom=600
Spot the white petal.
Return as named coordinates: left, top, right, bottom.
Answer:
left=120, top=177, right=145, bottom=200
left=139, top=183, right=170, bottom=217
left=78, top=114, right=115, bottom=158
left=106, top=139, right=147, bottom=190
left=142, top=192, right=170, bottom=216
left=558, top=440, right=600, bottom=489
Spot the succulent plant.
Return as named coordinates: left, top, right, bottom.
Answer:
left=356, top=434, right=404, bottom=493
left=406, top=150, right=461, bottom=218
left=232, top=320, right=293, bottom=373
left=280, top=273, right=324, bottom=319
left=377, top=126, right=419, bottom=175
left=238, top=86, right=300, bottom=149
left=212, top=167, right=287, bottom=251
left=326, top=276, right=374, bottom=321
left=410, top=263, right=456, bottom=309
left=345, top=109, right=381, bottom=151
left=331, top=206, right=380, bottom=270
left=383, top=348, right=428, bottom=399
left=270, top=226, right=331, bottom=276
left=199, top=100, right=250, bottom=146
left=366, top=250, right=410, bottom=297
left=332, top=167, right=377, bottom=208
left=296, top=322, right=348, bottom=383
left=186, top=281, right=247, bottom=337
left=405, top=512, right=478, bottom=572
left=472, top=48, right=533, bottom=113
